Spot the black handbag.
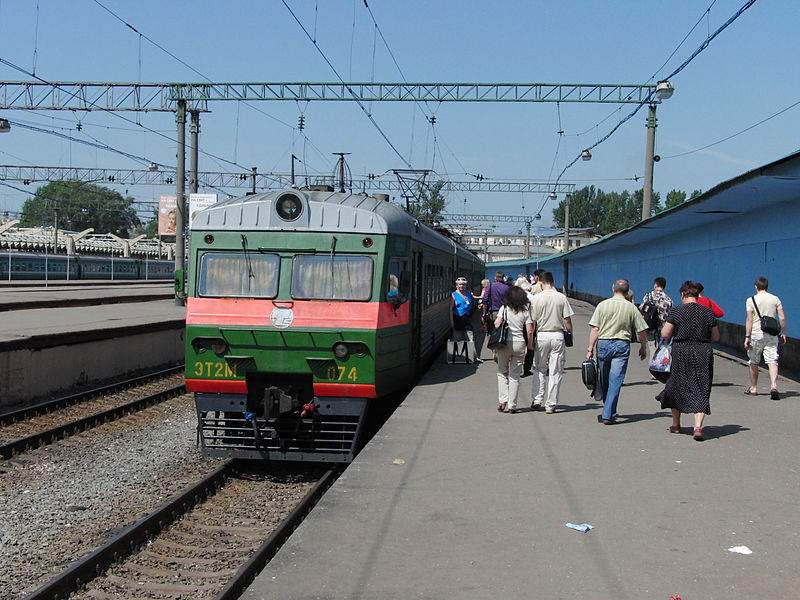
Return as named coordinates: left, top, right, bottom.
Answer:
left=487, top=307, right=509, bottom=349
left=581, top=359, right=601, bottom=398
left=563, top=330, right=573, bottom=347
left=751, top=295, right=781, bottom=336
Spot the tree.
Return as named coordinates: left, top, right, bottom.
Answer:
left=665, top=189, right=687, bottom=209
left=552, top=185, right=604, bottom=230
left=410, top=180, right=447, bottom=222
left=20, top=181, right=140, bottom=236
left=552, top=185, right=661, bottom=235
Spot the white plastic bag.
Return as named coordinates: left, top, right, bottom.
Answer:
left=649, top=338, right=672, bottom=382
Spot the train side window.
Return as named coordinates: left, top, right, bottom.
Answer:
left=387, top=258, right=408, bottom=304
left=198, top=252, right=280, bottom=298
left=292, top=255, right=373, bottom=301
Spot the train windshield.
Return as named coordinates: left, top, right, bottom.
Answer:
left=292, top=255, right=372, bottom=300
left=198, top=252, right=280, bottom=298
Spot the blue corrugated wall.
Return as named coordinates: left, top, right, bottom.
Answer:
left=487, top=153, right=800, bottom=352
left=544, top=200, right=797, bottom=338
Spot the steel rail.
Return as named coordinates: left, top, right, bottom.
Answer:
left=214, top=466, right=342, bottom=600
left=22, top=460, right=237, bottom=600
left=0, top=383, right=185, bottom=458
left=0, top=364, right=184, bottom=426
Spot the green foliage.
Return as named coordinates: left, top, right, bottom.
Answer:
left=552, top=185, right=666, bottom=235
left=665, top=189, right=687, bottom=209
left=410, top=180, right=447, bottom=222
left=20, top=181, right=141, bottom=236
left=131, top=211, right=159, bottom=238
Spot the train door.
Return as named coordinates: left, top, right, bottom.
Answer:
left=410, top=250, right=423, bottom=378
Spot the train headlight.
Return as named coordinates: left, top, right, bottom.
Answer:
left=211, top=339, right=228, bottom=355
left=276, top=193, right=303, bottom=221
left=332, top=342, right=349, bottom=360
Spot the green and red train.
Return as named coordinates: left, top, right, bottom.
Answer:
left=185, top=188, right=483, bottom=462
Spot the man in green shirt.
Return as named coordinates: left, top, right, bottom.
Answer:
left=586, top=279, right=648, bottom=424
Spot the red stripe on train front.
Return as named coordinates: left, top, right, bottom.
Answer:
left=185, top=379, right=248, bottom=394
left=313, top=383, right=376, bottom=398
left=186, top=297, right=409, bottom=328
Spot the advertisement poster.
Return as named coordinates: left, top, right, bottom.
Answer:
left=157, top=195, right=177, bottom=236
left=189, top=193, right=218, bottom=229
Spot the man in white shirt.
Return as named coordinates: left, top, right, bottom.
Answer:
left=529, top=271, right=574, bottom=413
left=744, top=276, right=787, bottom=399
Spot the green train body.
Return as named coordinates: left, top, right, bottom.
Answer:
left=186, top=189, right=483, bottom=462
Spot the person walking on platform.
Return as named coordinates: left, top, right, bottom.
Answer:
left=586, top=279, right=649, bottom=424
left=656, top=281, right=720, bottom=441
left=478, top=278, right=490, bottom=331
left=449, top=277, right=474, bottom=341
left=744, top=276, right=787, bottom=399
left=639, top=277, right=673, bottom=340
left=483, top=271, right=510, bottom=338
left=529, top=271, right=574, bottom=413
left=494, top=286, right=534, bottom=414
left=696, top=282, right=724, bottom=318
left=521, top=269, right=544, bottom=378
left=530, top=269, right=545, bottom=295
left=516, top=278, right=536, bottom=378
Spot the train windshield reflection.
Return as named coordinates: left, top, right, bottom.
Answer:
left=198, top=252, right=279, bottom=298
left=292, top=255, right=372, bottom=300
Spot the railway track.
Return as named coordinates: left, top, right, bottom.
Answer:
left=0, top=366, right=185, bottom=458
left=24, top=461, right=338, bottom=600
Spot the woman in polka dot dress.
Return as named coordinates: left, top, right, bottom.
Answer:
left=656, top=280, right=720, bottom=441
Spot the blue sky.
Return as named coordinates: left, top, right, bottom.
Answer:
left=0, top=0, right=797, bottom=228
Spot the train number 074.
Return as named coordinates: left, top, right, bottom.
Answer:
left=325, top=365, right=358, bottom=381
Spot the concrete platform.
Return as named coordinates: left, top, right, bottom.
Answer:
left=0, top=285, right=184, bottom=406
left=0, top=281, right=174, bottom=311
left=243, top=300, right=800, bottom=600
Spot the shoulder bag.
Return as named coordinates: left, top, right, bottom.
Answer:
left=751, top=295, right=781, bottom=336
left=487, top=306, right=509, bottom=350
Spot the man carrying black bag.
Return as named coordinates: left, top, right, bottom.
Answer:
left=744, top=276, right=787, bottom=399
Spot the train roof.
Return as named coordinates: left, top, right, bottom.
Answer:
left=191, top=188, right=479, bottom=260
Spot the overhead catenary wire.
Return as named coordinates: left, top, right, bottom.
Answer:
left=662, top=97, right=800, bottom=160
left=92, top=0, right=325, bottom=175
left=534, top=0, right=758, bottom=219
left=0, top=56, right=252, bottom=174
left=280, top=0, right=412, bottom=168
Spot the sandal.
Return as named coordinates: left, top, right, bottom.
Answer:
left=693, top=427, right=704, bottom=441
left=743, top=388, right=758, bottom=396
left=497, top=402, right=507, bottom=412
left=668, top=425, right=681, bottom=434
left=770, top=389, right=780, bottom=400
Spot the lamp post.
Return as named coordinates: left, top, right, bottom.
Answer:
left=642, top=80, right=674, bottom=221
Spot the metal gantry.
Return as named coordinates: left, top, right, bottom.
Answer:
left=0, top=81, right=661, bottom=112
left=0, top=165, right=576, bottom=195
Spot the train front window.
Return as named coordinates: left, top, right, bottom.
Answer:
left=292, top=255, right=372, bottom=300
left=198, top=252, right=279, bottom=298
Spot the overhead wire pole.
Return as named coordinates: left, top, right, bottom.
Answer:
left=642, top=104, right=657, bottom=221
left=174, top=100, right=186, bottom=305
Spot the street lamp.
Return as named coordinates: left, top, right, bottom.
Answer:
left=581, top=149, right=592, bottom=161
left=642, top=80, right=674, bottom=221
left=655, top=80, right=674, bottom=100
